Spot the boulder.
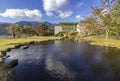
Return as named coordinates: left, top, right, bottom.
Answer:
left=0, top=51, right=6, bottom=57
left=20, top=45, right=29, bottom=49
left=0, top=55, right=10, bottom=63
left=5, top=59, right=18, bottom=69
left=28, top=41, right=35, bottom=44
left=2, top=55, right=10, bottom=59
left=6, top=48, right=11, bottom=52
left=15, top=45, right=20, bottom=49
left=0, top=53, right=4, bottom=57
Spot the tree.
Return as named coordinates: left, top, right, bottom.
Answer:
left=21, top=26, right=33, bottom=37
left=79, top=17, right=98, bottom=36
left=33, top=24, right=49, bottom=36
left=15, top=24, right=22, bottom=37
left=92, top=0, right=114, bottom=39
left=6, top=24, right=22, bottom=38
left=110, top=0, right=120, bottom=38
left=46, top=28, right=54, bottom=36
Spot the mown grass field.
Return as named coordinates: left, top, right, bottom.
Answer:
left=0, top=36, right=61, bottom=50
left=76, top=36, right=120, bottom=48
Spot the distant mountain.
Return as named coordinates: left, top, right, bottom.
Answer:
left=41, top=21, right=55, bottom=28
left=0, top=23, right=10, bottom=35
left=0, top=21, right=55, bottom=35
left=0, top=22, right=11, bottom=24
left=15, top=21, right=40, bottom=27
left=16, top=21, right=55, bottom=27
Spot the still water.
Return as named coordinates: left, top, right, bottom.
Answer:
left=0, top=35, right=13, bottom=38
left=4, top=40, right=120, bottom=81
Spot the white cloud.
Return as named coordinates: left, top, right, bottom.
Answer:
left=75, top=15, right=83, bottom=20
left=43, top=0, right=72, bottom=18
left=0, top=9, right=42, bottom=20
left=59, top=11, right=73, bottom=18
left=75, top=2, right=84, bottom=9
left=43, top=0, right=69, bottom=12
left=46, top=11, right=54, bottom=16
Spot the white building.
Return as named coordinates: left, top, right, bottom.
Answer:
left=54, top=25, right=62, bottom=35
left=76, top=23, right=86, bottom=33
left=54, top=22, right=86, bottom=35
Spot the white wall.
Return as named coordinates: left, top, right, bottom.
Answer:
left=55, top=26, right=62, bottom=35
left=76, top=23, right=86, bottom=33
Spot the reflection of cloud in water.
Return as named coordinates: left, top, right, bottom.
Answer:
left=6, top=46, right=44, bottom=64
left=45, top=55, right=76, bottom=80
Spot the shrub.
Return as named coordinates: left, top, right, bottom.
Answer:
left=69, top=32, right=78, bottom=36
left=56, top=32, right=64, bottom=36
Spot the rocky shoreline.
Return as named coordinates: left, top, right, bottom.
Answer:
left=0, top=39, right=63, bottom=81
left=0, top=39, right=63, bottom=62
left=0, top=41, right=35, bottom=81
left=0, top=40, right=45, bottom=63
left=0, top=58, right=18, bottom=81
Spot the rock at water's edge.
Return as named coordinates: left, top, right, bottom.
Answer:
left=20, top=46, right=29, bottom=49
left=4, top=59, right=18, bottom=69
left=0, top=51, right=6, bottom=57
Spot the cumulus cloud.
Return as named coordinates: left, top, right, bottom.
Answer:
left=75, top=15, right=83, bottom=20
left=43, top=0, right=72, bottom=18
left=59, top=11, right=73, bottom=18
left=0, top=9, right=42, bottom=20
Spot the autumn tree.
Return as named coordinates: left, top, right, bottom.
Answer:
left=79, top=17, right=98, bottom=36
left=92, top=0, right=115, bottom=39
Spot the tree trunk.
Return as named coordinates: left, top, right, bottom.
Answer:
left=13, top=34, right=15, bottom=38
left=105, top=26, right=110, bottom=40
left=106, top=31, right=109, bottom=40
left=13, top=31, right=15, bottom=38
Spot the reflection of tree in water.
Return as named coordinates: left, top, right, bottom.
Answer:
left=105, top=48, right=120, bottom=81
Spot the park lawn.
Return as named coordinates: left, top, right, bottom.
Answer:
left=78, top=36, right=120, bottom=48
left=0, top=36, right=61, bottom=50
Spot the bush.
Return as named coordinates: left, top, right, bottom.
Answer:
left=56, top=32, right=64, bottom=36
left=69, top=32, right=78, bottom=36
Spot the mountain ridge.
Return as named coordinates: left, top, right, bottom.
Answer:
left=0, top=21, right=55, bottom=35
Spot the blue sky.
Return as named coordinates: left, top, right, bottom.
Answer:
left=0, top=0, right=100, bottom=23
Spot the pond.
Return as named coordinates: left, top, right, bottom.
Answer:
left=0, top=35, right=13, bottom=38
left=2, top=40, right=120, bottom=81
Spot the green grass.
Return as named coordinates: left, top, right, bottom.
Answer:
left=0, top=36, right=62, bottom=50
left=76, top=36, right=120, bottom=48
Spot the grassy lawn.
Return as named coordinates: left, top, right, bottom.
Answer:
left=0, top=36, right=61, bottom=50
left=77, top=36, right=120, bottom=48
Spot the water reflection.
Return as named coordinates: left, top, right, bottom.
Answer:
left=1, top=40, right=120, bottom=81
left=45, top=54, right=76, bottom=81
